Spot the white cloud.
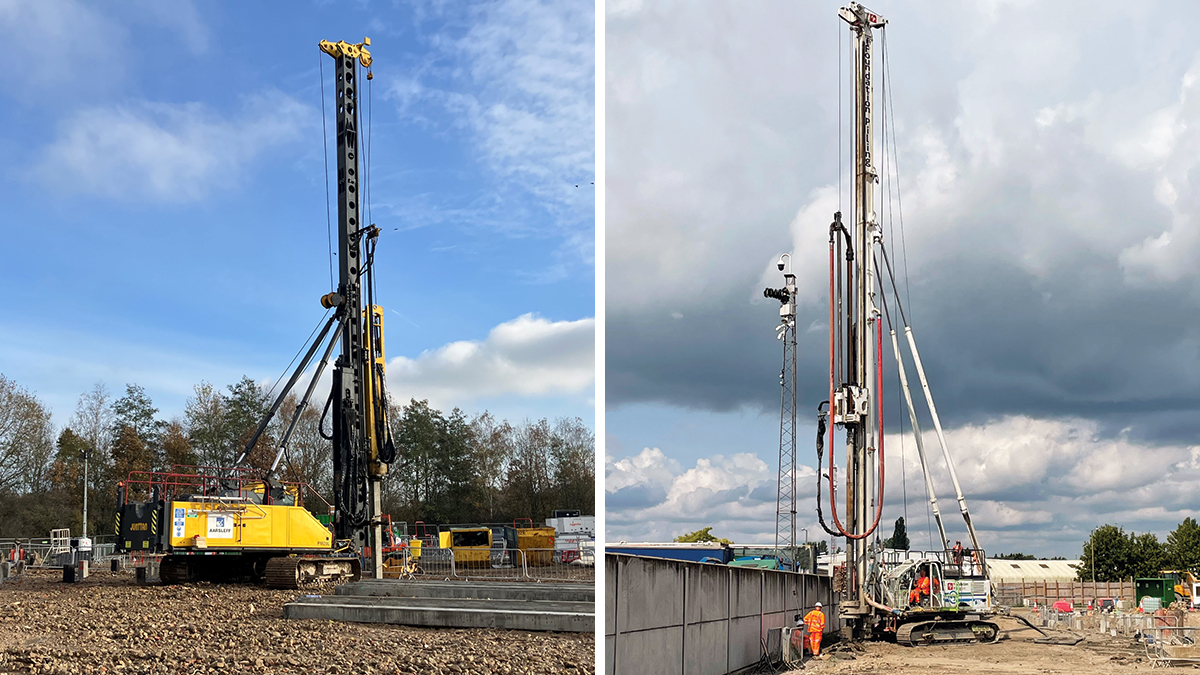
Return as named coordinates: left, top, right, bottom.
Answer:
left=606, top=447, right=679, bottom=492
left=0, top=0, right=210, bottom=97
left=606, top=445, right=809, bottom=543
left=608, top=414, right=1200, bottom=554
left=884, top=415, right=1195, bottom=500
left=129, top=0, right=208, bottom=55
left=0, top=0, right=125, bottom=95
left=385, top=313, right=594, bottom=409
left=384, top=0, right=594, bottom=244
left=38, top=90, right=313, bottom=201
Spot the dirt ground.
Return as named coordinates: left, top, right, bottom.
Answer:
left=788, top=615, right=1150, bottom=675
left=0, top=568, right=594, bottom=675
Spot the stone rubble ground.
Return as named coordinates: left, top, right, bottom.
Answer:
left=781, top=615, right=1153, bottom=675
left=0, top=568, right=594, bottom=675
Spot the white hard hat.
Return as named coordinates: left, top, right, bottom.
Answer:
left=814, top=602, right=822, bottom=608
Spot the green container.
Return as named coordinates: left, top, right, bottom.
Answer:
left=1135, top=578, right=1174, bottom=609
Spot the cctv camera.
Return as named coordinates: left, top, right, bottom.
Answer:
left=777, top=261, right=785, bottom=271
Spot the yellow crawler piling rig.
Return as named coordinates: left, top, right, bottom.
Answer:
left=114, top=36, right=397, bottom=587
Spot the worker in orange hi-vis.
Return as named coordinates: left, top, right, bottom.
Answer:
left=803, top=602, right=826, bottom=657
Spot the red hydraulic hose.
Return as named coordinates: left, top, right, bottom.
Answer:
left=824, top=262, right=886, bottom=540
left=829, top=238, right=836, bottom=443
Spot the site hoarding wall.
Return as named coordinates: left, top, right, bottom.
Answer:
left=605, top=553, right=840, bottom=675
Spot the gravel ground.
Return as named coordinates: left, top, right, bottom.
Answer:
left=0, top=568, right=594, bottom=674
left=784, top=615, right=1150, bottom=674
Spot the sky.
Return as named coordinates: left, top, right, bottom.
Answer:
left=605, top=0, right=1200, bottom=557
left=0, top=0, right=595, bottom=429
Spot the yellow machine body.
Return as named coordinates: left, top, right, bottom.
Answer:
left=517, top=527, right=556, bottom=566
left=165, top=500, right=332, bottom=552
left=439, top=528, right=492, bottom=565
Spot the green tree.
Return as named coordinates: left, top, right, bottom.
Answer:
left=0, top=375, right=56, bottom=494
left=1128, top=532, right=1166, bottom=579
left=110, top=425, right=154, bottom=495
left=503, top=419, right=556, bottom=522
left=161, top=420, right=197, bottom=470
left=394, top=399, right=446, bottom=522
left=69, top=383, right=113, bottom=474
left=1078, top=524, right=1132, bottom=581
left=111, top=384, right=163, bottom=466
left=185, top=381, right=226, bottom=468
left=674, top=527, right=732, bottom=544
left=47, top=428, right=90, bottom=533
left=550, top=417, right=595, bottom=515
left=272, top=395, right=332, bottom=514
left=430, top=408, right=477, bottom=523
left=469, top=412, right=513, bottom=521
left=1167, top=518, right=1200, bottom=574
left=882, top=517, right=910, bottom=550
left=224, top=376, right=271, bottom=469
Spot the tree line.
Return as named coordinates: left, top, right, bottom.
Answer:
left=0, top=374, right=595, bottom=539
left=1078, top=520, right=1200, bottom=582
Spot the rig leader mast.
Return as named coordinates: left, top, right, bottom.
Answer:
left=319, top=37, right=395, bottom=580
left=831, top=3, right=887, bottom=638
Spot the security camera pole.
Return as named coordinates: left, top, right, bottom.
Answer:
left=82, top=446, right=90, bottom=538
left=764, top=254, right=798, bottom=566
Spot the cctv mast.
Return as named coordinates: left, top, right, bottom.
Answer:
left=764, top=257, right=798, bottom=560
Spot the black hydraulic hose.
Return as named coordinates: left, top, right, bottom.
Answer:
left=340, top=399, right=370, bottom=528
left=815, top=401, right=841, bottom=538
left=319, top=390, right=335, bottom=440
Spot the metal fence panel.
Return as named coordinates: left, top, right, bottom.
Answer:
left=525, top=548, right=595, bottom=583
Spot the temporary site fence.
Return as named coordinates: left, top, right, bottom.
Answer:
left=1035, top=605, right=1181, bottom=636
left=995, top=580, right=1137, bottom=608
left=382, top=546, right=595, bottom=583
left=1141, top=626, right=1200, bottom=666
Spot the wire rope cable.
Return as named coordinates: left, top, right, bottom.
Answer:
left=264, top=309, right=333, bottom=402
left=882, top=28, right=914, bottom=316
left=321, top=56, right=334, bottom=291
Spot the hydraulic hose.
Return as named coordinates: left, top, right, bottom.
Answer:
left=815, top=403, right=840, bottom=538
left=823, top=219, right=885, bottom=541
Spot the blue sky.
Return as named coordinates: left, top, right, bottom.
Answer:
left=0, top=0, right=594, bottom=427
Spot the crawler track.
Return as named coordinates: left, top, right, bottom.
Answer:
left=264, top=556, right=361, bottom=589
left=896, top=619, right=1001, bottom=646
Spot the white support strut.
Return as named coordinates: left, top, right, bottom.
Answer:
left=904, top=325, right=986, bottom=575
left=889, top=328, right=948, bottom=552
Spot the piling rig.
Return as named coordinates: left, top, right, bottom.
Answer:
left=801, top=4, right=998, bottom=645
left=114, top=37, right=396, bottom=587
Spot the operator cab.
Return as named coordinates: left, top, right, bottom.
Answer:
left=882, top=548, right=992, bottom=612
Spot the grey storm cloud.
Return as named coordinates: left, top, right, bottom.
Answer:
left=607, top=0, right=1200, bottom=446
